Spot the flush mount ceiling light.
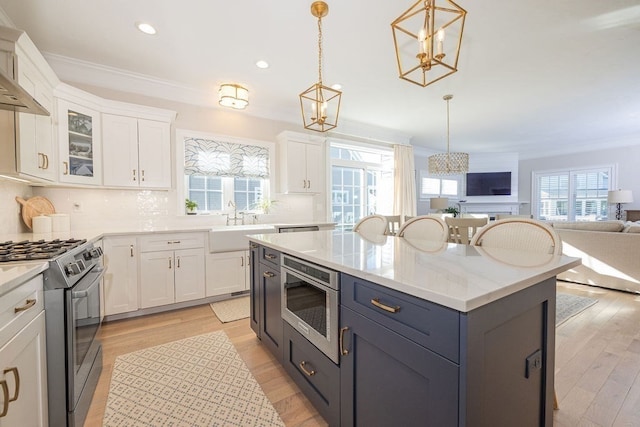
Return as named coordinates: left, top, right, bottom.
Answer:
left=428, top=94, right=469, bottom=175
left=255, top=60, right=269, bottom=69
left=391, top=0, right=466, bottom=87
left=218, top=84, right=249, bottom=110
left=299, top=1, right=342, bottom=133
left=136, top=21, right=157, bottom=35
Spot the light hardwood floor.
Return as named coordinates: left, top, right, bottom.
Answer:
left=85, top=282, right=640, bottom=426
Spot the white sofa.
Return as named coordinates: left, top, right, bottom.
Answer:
left=552, top=220, right=640, bottom=294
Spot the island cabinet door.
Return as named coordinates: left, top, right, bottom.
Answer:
left=249, top=243, right=260, bottom=336
left=340, top=306, right=459, bottom=427
left=258, top=261, right=283, bottom=361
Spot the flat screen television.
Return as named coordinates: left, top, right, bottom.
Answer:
left=466, top=172, right=512, bottom=196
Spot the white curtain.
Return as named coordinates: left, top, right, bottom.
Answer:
left=393, top=144, right=417, bottom=221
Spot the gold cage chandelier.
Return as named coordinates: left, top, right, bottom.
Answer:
left=391, top=0, right=467, bottom=87
left=428, top=94, right=469, bottom=175
left=299, top=1, right=342, bottom=132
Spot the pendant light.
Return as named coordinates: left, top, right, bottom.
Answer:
left=428, top=94, right=469, bottom=175
left=299, top=1, right=342, bottom=132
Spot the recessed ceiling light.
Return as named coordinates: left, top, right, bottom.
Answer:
left=331, top=83, right=342, bottom=90
left=256, top=60, right=269, bottom=69
left=136, top=22, right=157, bottom=35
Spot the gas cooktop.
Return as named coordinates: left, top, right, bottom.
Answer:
left=0, top=239, right=87, bottom=262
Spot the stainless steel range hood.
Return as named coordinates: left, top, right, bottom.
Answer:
left=0, top=65, right=49, bottom=116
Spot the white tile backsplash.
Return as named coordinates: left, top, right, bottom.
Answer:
left=25, top=187, right=321, bottom=231
left=0, top=180, right=33, bottom=235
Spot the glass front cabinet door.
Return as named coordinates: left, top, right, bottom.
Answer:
left=58, top=99, right=102, bottom=185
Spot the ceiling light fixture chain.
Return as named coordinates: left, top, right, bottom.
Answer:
left=299, top=1, right=342, bottom=133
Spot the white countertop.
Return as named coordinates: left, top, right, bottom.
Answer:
left=0, top=262, right=48, bottom=297
left=249, top=230, right=582, bottom=312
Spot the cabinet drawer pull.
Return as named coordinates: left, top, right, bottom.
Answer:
left=340, top=326, right=350, bottom=356
left=43, top=154, right=49, bottom=170
left=132, top=169, right=137, bottom=181
left=263, top=271, right=275, bottom=278
left=240, top=256, right=244, bottom=267
left=3, top=368, right=19, bottom=402
left=14, top=299, right=36, bottom=313
left=177, top=256, right=181, bottom=268
left=130, top=245, right=134, bottom=257
left=169, top=258, right=172, bottom=269
left=141, top=169, right=145, bottom=182
left=0, top=380, right=8, bottom=417
left=299, top=361, right=316, bottom=377
left=63, top=161, right=69, bottom=175
left=371, top=298, right=401, bottom=313
left=265, top=253, right=277, bottom=260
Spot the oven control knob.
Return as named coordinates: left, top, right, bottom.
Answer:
left=83, top=251, right=92, bottom=261
left=65, top=262, right=82, bottom=276
left=90, top=248, right=103, bottom=258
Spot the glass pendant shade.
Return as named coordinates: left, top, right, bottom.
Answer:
left=392, top=0, right=467, bottom=87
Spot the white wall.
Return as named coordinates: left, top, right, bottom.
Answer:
left=0, top=180, right=33, bottom=234
left=518, top=144, right=640, bottom=217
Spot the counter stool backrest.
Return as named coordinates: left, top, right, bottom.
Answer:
left=353, top=214, right=388, bottom=237
left=445, top=217, right=488, bottom=245
left=470, top=218, right=562, bottom=255
left=397, top=215, right=448, bottom=242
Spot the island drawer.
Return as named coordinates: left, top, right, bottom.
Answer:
left=258, top=245, right=280, bottom=267
left=341, top=274, right=460, bottom=363
left=282, top=323, right=340, bottom=426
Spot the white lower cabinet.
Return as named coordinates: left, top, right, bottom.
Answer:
left=205, top=250, right=250, bottom=296
left=103, top=237, right=139, bottom=316
left=139, top=233, right=205, bottom=309
left=0, top=275, right=47, bottom=426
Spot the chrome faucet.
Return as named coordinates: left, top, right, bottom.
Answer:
left=225, top=201, right=244, bottom=225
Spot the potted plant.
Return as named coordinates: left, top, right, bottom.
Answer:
left=254, top=198, right=278, bottom=214
left=185, top=198, right=198, bottom=215
left=443, top=206, right=460, bottom=217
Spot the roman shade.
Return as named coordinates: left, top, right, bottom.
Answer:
left=184, top=137, right=269, bottom=178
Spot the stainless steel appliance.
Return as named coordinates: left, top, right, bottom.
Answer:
left=281, top=254, right=340, bottom=363
left=0, top=238, right=104, bottom=427
left=276, top=225, right=320, bottom=233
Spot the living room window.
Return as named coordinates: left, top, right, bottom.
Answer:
left=533, top=166, right=613, bottom=221
left=419, top=170, right=463, bottom=199
left=330, top=143, right=394, bottom=230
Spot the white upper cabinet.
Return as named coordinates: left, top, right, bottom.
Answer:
left=57, top=98, right=102, bottom=185
left=277, top=131, right=326, bottom=194
left=0, top=26, right=59, bottom=183
left=103, top=114, right=171, bottom=188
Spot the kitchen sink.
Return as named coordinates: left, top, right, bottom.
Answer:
left=208, top=225, right=276, bottom=253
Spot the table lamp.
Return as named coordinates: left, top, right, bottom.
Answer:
left=430, top=197, right=449, bottom=212
left=608, top=190, right=634, bottom=220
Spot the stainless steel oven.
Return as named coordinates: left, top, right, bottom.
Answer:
left=281, top=255, right=340, bottom=363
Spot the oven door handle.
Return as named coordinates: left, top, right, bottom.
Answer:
left=72, top=267, right=106, bottom=299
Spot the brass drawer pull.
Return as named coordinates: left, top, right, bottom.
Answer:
left=265, top=253, right=277, bottom=260
left=14, top=299, right=36, bottom=313
left=3, top=368, right=19, bottom=402
left=263, top=271, right=275, bottom=278
left=371, top=298, right=400, bottom=313
left=340, top=326, right=350, bottom=355
left=0, top=380, right=8, bottom=417
left=299, top=361, right=316, bottom=377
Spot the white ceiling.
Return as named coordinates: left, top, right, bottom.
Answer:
left=1, top=0, right=639, bottom=159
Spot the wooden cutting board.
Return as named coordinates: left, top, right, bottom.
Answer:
left=15, top=196, right=56, bottom=230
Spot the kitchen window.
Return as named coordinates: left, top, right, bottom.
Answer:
left=532, top=166, right=613, bottom=221
left=330, top=143, right=394, bottom=230
left=180, top=132, right=272, bottom=213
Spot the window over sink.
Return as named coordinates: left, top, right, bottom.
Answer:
left=177, top=130, right=274, bottom=214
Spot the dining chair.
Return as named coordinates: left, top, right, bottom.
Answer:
left=352, top=214, right=388, bottom=237
left=396, top=215, right=448, bottom=242
left=470, top=217, right=562, bottom=410
left=445, top=217, right=488, bottom=245
left=383, top=215, right=402, bottom=236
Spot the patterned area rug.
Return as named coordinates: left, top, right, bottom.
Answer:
left=103, top=331, right=284, bottom=427
left=556, top=292, right=598, bottom=326
left=210, top=296, right=250, bottom=323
